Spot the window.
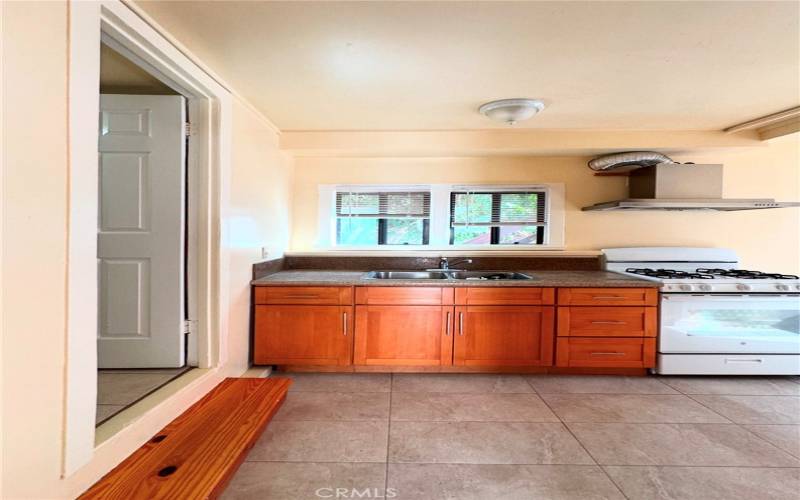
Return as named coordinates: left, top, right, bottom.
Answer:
left=335, top=190, right=430, bottom=245
left=319, top=184, right=563, bottom=249
left=450, top=190, right=546, bottom=245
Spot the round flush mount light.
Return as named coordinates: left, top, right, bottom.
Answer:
left=479, top=98, right=545, bottom=125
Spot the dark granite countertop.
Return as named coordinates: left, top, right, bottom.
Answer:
left=251, top=270, right=659, bottom=288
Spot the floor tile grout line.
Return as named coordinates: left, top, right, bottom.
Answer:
left=530, top=378, right=631, bottom=500
left=678, top=392, right=745, bottom=425
left=384, top=373, right=393, bottom=495
left=243, top=459, right=800, bottom=469
left=731, top=423, right=800, bottom=461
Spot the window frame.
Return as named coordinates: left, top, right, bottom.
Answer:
left=448, top=191, right=546, bottom=246
left=317, top=183, right=565, bottom=250
left=333, top=189, right=432, bottom=247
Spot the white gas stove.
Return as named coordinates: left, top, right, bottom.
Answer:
left=603, top=247, right=800, bottom=375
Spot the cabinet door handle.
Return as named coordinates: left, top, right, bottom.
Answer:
left=589, top=352, right=626, bottom=356
left=445, top=311, right=451, bottom=336
left=459, top=312, right=464, bottom=336
left=591, top=320, right=627, bottom=325
left=343, top=312, right=347, bottom=336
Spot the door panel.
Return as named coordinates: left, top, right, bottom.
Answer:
left=454, top=306, right=555, bottom=366
left=354, top=305, right=453, bottom=365
left=254, top=305, right=350, bottom=366
left=98, top=94, right=186, bottom=368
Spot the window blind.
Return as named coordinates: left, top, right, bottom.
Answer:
left=336, top=191, right=431, bottom=219
left=450, top=190, right=547, bottom=227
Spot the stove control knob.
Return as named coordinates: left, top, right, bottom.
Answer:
left=698, top=284, right=712, bottom=292
left=679, top=285, right=693, bottom=291
left=737, top=284, right=752, bottom=292
left=776, top=284, right=790, bottom=291
left=796, top=284, right=800, bottom=291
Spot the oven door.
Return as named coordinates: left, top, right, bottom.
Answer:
left=660, top=294, right=800, bottom=354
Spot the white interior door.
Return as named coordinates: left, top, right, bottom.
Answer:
left=98, top=94, right=186, bottom=368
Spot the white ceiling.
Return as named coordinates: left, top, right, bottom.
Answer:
left=137, top=1, right=800, bottom=131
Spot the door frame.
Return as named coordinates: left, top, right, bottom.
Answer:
left=65, top=0, right=232, bottom=477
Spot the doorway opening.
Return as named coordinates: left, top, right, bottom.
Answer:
left=96, top=42, right=197, bottom=425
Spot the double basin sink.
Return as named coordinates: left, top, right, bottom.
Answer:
left=364, top=270, right=533, bottom=281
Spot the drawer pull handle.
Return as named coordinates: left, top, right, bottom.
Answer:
left=445, top=311, right=451, bottom=336
left=589, top=352, right=626, bottom=356
left=591, top=296, right=626, bottom=300
left=283, top=294, right=319, bottom=299
left=591, top=320, right=627, bottom=325
left=724, top=358, right=763, bottom=364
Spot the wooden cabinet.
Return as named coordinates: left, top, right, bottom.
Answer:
left=555, top=287, right=657, bottom=369
left=557, top=287, right=657, bottom=307
left=354, top=306, right=452, bottom=366
left=556, top=337, right=656, bottom=368
left=252, top=284, right=659, bottom=372
left=353, top=287, right=453, bottom=366
left=254, top=305, right=352, bottom=366
left=255, top=286, right=352, bottom=305
left=254, top=286, right=353, bottom=366
left=454, top=305, right=554, bottom=367
left=455, top=287, right=554, bottom=306
left=557, top=307, right=657, bottom=337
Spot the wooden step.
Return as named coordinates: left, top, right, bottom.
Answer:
left=80, top=377, right=291, bottom=500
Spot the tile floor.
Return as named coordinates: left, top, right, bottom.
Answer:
left=224, top=374, right=800, bottom=500
left=96, top=368, right=190, bottom=425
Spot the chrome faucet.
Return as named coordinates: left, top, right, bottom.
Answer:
left=438, top=257, right=473, bottom=270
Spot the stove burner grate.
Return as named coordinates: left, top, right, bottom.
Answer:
left=626, top=268, right=715, bottom=279
left=695, top=268, right=799, bottom=280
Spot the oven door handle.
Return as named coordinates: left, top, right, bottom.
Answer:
left=662, top=294, right=800, bottom=303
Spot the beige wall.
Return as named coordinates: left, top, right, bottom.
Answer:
left=225, top=99, right=293, bottom=374
left=291, top=134, right=800, bottom=272
left=1, top=2, right=293, bottom=497
left=2, top=1, right=72, bottom=497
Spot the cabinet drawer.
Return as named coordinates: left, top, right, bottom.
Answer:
left=254, top=286, right=351, bottom=305
left=557, top=307, right=656, bottom=337
left=556, top=337, right=656, bottom=368
left=455, top=287, right=555, bottom=305
left=557, top=288, right=657, bottom=306
left=355, top=287, right=453, bottom=305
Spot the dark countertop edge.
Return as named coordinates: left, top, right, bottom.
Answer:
left=250, top=271, right=660, bottom=288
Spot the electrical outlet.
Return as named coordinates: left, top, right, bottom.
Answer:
left=261, top=247, right=269, bottom=259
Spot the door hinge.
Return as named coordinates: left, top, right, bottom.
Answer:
left=184, top=122, right=193, bottom=137
left=183, top=319, right=197, bottom=335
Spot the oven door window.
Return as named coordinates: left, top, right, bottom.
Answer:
left=661, top=295, right=800, bottom=353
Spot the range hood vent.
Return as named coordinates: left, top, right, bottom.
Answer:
left=583, top=164, right=800, bottom=212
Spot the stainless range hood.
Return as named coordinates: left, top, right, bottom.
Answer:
left=583, top=164, right=800, bottom=211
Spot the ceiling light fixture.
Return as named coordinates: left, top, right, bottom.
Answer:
left=479, top=98, right=545, bottom=125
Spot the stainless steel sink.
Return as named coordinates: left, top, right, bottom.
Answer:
left=363, top=271, right=449, bottom=280
left=363, top=270, right=533, bottom=280
left=447, top=271, right=533, bottom=280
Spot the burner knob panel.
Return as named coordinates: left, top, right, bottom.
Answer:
left=775, top=284, right=790, bottom=291
left=736, top=284, right=752, bottom=292
left=679, top=285, right=693, bottom=292
left=698, top=284, right=712, bottom=292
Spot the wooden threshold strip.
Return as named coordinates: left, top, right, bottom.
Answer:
left=80, top=377, right=291, bottom=500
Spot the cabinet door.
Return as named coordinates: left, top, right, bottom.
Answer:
left=354, top=305, right=453, bottom=366
left=254, top=305, right=351, bottom=366
left=454, top=306, right=555, bottom=367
